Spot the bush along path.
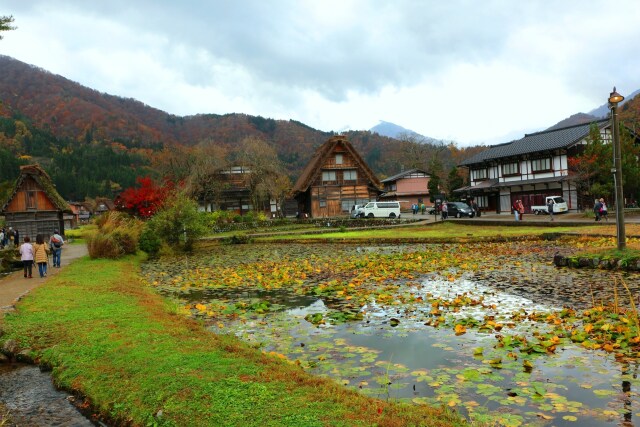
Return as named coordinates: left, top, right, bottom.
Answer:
left=0, top=254, right=466, bottom=427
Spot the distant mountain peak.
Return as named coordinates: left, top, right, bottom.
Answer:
left=370, top=120, right=430, bottom=140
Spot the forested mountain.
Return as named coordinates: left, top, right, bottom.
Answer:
left=546, top=113, right=599, bottom=131
left=0, top=55, right=484, bottom=202
left=549, top=90, right=640, bottom=132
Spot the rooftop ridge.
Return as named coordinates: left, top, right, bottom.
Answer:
left=523, top=118, right=608, bottom=138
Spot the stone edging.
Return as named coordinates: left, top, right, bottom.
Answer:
left=553, top=254, right=640, bottom=271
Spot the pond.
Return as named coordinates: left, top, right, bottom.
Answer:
left=142, top=240, right=640, bottom=427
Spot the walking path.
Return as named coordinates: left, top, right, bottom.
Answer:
left=0, top=244, right=88, bottom=313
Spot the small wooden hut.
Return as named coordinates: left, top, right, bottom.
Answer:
left=292, top=136, right=382, bottom=217
left=1, top=164, right=72, bottom=238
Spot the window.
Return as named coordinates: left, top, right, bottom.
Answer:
left=377, top=202, right=400, bottom=208
left=341, top=199, right=354, bottom=211
left=502, top=162, right=520, bottom=176
left=319, top=199, right=327, bottom=208
left=473, top=169, right=488, bottom=180
left=531, top=158, right=552, bottom=173
left=343, top=170, right=357, bottom=181
left=26, top=191, right=36, bottom=209
left=335, top=154, right=343, bottom=165
left=322, top=171, right=336, bottom=182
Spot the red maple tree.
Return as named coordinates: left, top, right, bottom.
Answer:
left=114, top=176, right=173, bottom=218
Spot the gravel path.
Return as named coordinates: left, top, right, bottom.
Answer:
left=0, top=243, right=88, bottom=313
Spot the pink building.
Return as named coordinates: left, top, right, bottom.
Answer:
left=379, top=168, right=431, bottom=210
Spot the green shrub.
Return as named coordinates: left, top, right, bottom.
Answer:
left=138, top=225, right=162, bottom=256
left=143, top=192, right=208, bottom=252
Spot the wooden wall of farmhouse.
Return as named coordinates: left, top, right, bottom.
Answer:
left=5, top=211, right=64, bottom=241
left=5, top=177, right=57, bottom=213
left=298, top=139, right=382, bottom=217
left=309, top=185, right=379, bottom=217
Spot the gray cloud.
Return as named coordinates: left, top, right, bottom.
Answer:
left=4, top=0, right=640, bottom=143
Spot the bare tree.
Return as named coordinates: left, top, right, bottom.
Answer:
left=236, top=137, right=290, bottom=213
left=183, top=142, right=229, bottom=211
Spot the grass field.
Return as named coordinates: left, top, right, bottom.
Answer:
left=254, top=221, right=640, bottom=241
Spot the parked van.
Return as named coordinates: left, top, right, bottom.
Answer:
left=361, top=201, right=401, bottom=218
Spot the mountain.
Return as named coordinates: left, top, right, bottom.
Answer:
left=546, top=113, right=599, bottom=131
left=0, top=55, right=397, bottom=176
left=588, top=88, right=640, bottom=118
left=0, top=55, right=486, bottom=201
left=547, top=89, right=640, bottom=131
left=371, top=121, right=418, bottom=138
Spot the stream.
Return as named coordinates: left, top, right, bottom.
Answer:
left=0, top=363, right=97, bottom=426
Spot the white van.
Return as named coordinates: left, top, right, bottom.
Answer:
left=361, top=201, right=401, bottom=218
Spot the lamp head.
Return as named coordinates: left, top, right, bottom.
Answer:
left=609, top=87, right=625, bottom=105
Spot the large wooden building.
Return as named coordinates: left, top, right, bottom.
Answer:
left=292, top=136, right=382, bottom=217
left=1, top=164, right=71, bottom=238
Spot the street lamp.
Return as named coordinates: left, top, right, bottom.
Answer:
left=609, top=86, right=625, bottom=250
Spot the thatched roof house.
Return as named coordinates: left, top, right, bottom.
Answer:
left=292, top=136, right=382, bottom=217
left=1, top=164, right=72, bottom=239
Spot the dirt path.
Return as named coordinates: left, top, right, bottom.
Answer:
left=0, top=243, right=88, bottom=313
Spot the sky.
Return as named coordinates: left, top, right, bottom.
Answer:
left=2, top=1, right=640, bottom=146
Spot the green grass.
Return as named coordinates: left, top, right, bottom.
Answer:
left=256, top=221, right=580, bottom=241
left=64, top=225, right=97, bottom=239
left=0, top=254, right=467, bottom=427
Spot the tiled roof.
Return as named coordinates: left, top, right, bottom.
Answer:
left=381, top=168, right=429, bottom=183
left=460, top=119, right=609, bottom=166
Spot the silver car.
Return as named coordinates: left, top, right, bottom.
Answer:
left=350, top=204, right=364, bottom=219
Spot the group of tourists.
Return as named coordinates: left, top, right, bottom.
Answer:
left=0, top=227, right=19, bottom=249
left=593, top=198, right=608, bottom=222
left=17, top=230, right=65, bottom=278
left=411, top=203, right=426, bottom=215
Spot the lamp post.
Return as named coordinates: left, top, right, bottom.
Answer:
left=609, top=86, right=625, bottom=250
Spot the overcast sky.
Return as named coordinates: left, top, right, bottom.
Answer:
left=2, top=1, right=640, bottom=146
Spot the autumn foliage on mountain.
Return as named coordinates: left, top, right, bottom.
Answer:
left=0, top=55, right=494, bottom=201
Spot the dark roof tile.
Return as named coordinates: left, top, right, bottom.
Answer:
left=460, top=119, right=609, bottom=166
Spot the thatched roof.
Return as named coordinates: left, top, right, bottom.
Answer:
left=292, top=136, right=382, bottom=195
left=1, top=164, right=72, bottom=213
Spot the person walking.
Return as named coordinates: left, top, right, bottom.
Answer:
left=7, top=227, right=15, bottom=247
left=471, top=200, right=480, bottom=218
left=547, top=198, right=554, bottom=221
left=513, top=200, right=520, bottom=221
left=517, top=200, right=525, bottom=221
left=441, top=202, right=448, bottom=220
left=19, top=236, right=34, bottom=278
left=599, top=198, right=608, bottom=221
left=49, top=230, right=65, bottom=268
left=33, top=234, right=50, bottom=278
left=593, top=198, right=602, bottom=221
